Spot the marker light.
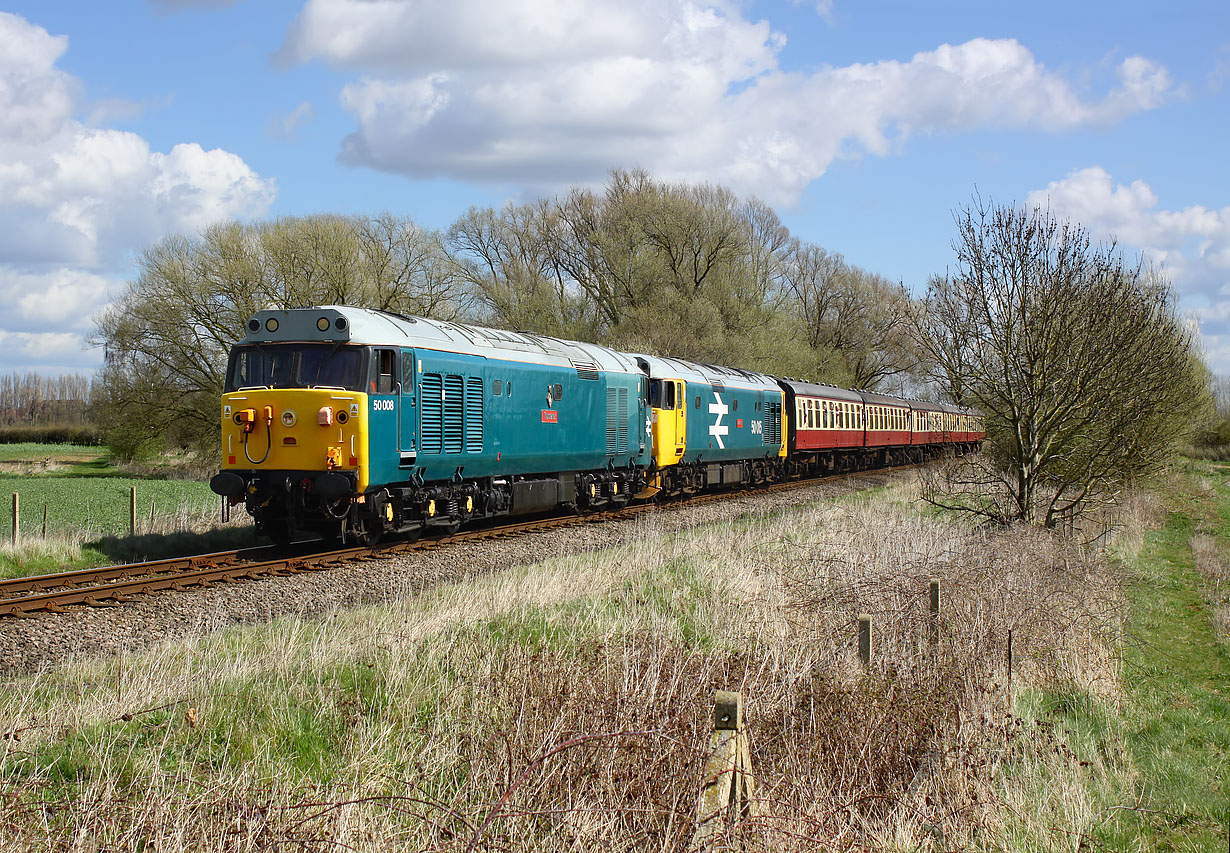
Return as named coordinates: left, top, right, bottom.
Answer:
left=235, top=408, right=256, bottom=433
left=281, top=410, right=297, bottom=427
left=265, top=318, right=279, bottom=332
left=318, top=406, right=333, bottom=426
left=317, top=317, right=330, bottom=331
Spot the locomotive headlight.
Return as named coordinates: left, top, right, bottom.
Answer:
left=317, top=317, right=330, bottom=331
left=265, top=317, right=279, bottom=332
left=281, top=410, right=297, bottom=427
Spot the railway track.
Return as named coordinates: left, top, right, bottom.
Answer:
left=0, top=465, right=916, bottom=618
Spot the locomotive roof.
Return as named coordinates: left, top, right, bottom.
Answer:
left=632, top=353, right=781, bottom=393
left=240, top=306, right=643, bottom=376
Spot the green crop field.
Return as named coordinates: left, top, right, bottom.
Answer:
left=2, top=475, right=221, bottom=539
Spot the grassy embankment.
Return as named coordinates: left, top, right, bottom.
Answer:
left=0, top=443, right=254, bottom=578
left=1003, top=460, right=1230, bottom=850
left=1, top=473, right=1151, bottom=851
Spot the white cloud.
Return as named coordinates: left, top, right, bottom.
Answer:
left=278, top=0, right=1174, bottom=204
left=0, top=12, right=275, bottom=373
left=796, top=0, right=837, bottom=24
left=0, top=267, right=114, bottom=333
left=267, top=101, right=317, bottom=139
left=1028, top=167, right=1230, bottom=372
left=0, top=330, right=97, bottom=371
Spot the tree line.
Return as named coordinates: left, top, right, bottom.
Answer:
left=94, top=170, right=913, bottom=458
left=93, top=171, right=1210, bottom=528
left=0, top=372, right=94, bottom=426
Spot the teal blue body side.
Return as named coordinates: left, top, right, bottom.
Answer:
left=365, top=347, right=650, bottom=491
left=682, top=383, right=783, bottom=463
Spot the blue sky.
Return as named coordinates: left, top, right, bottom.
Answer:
left=3, top=0, right=1229, bottom=373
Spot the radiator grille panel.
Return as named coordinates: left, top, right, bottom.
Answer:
left=465, top=376, right=483, bottom=452
left=444, top=374, right=464, bottom=454
left=421, top=373, right=442, bottom=454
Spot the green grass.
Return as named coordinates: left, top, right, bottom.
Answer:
left=0, top=442, right=102, bottom=462
left=0, top=442, right=116, bottom=476
left=1095, top=473, right=1230, bottom=848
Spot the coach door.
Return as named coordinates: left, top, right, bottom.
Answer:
left=399, top=349, right=417, bottom=466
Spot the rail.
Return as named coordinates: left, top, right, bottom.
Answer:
left=0, top=463, right=922, bottom=618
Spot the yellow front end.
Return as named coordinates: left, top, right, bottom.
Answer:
left=221, top=388, right=369, bottom=491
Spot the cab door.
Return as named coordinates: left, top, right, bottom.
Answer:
left=399, top=349, right=417, bottom=466
left=672, top=380, right=686, bottom=459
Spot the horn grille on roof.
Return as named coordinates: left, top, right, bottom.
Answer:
left=571, top=359, right=600, bottom=380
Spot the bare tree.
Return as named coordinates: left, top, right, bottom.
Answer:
left=782, top=243, right=917, bottom=389
left=914, top=198, right=1207, bottom=527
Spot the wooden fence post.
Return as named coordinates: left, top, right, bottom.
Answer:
left=929, top=579, right=940, bottom=645
left=11, top=493, right=17, bottom=546
left=858, top=614, right=873, bottom=668
left=129, top=486, right=137, bottom=536
left=1007, top=629, right=1014, bottom=699
left=692, top=690, right=757, bottom=850
left=42, top=504, right=48, bottom=539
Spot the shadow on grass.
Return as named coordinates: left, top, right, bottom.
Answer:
left=89, top=525, right=267, bottom=564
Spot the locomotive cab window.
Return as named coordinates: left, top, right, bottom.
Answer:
left=372, top=349, right=397, bottom=394
left=649, top=379, right=676, bottom=409
left=225, top=344, right=365, bottom=392
left=492, top=379, right=503, bottom=396
left=552, top=383, right=563, bottom=401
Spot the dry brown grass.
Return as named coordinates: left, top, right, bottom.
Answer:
left=0, top=477, right=1129, bottom=851
left=1191, top=532, right=1230, bottom=637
